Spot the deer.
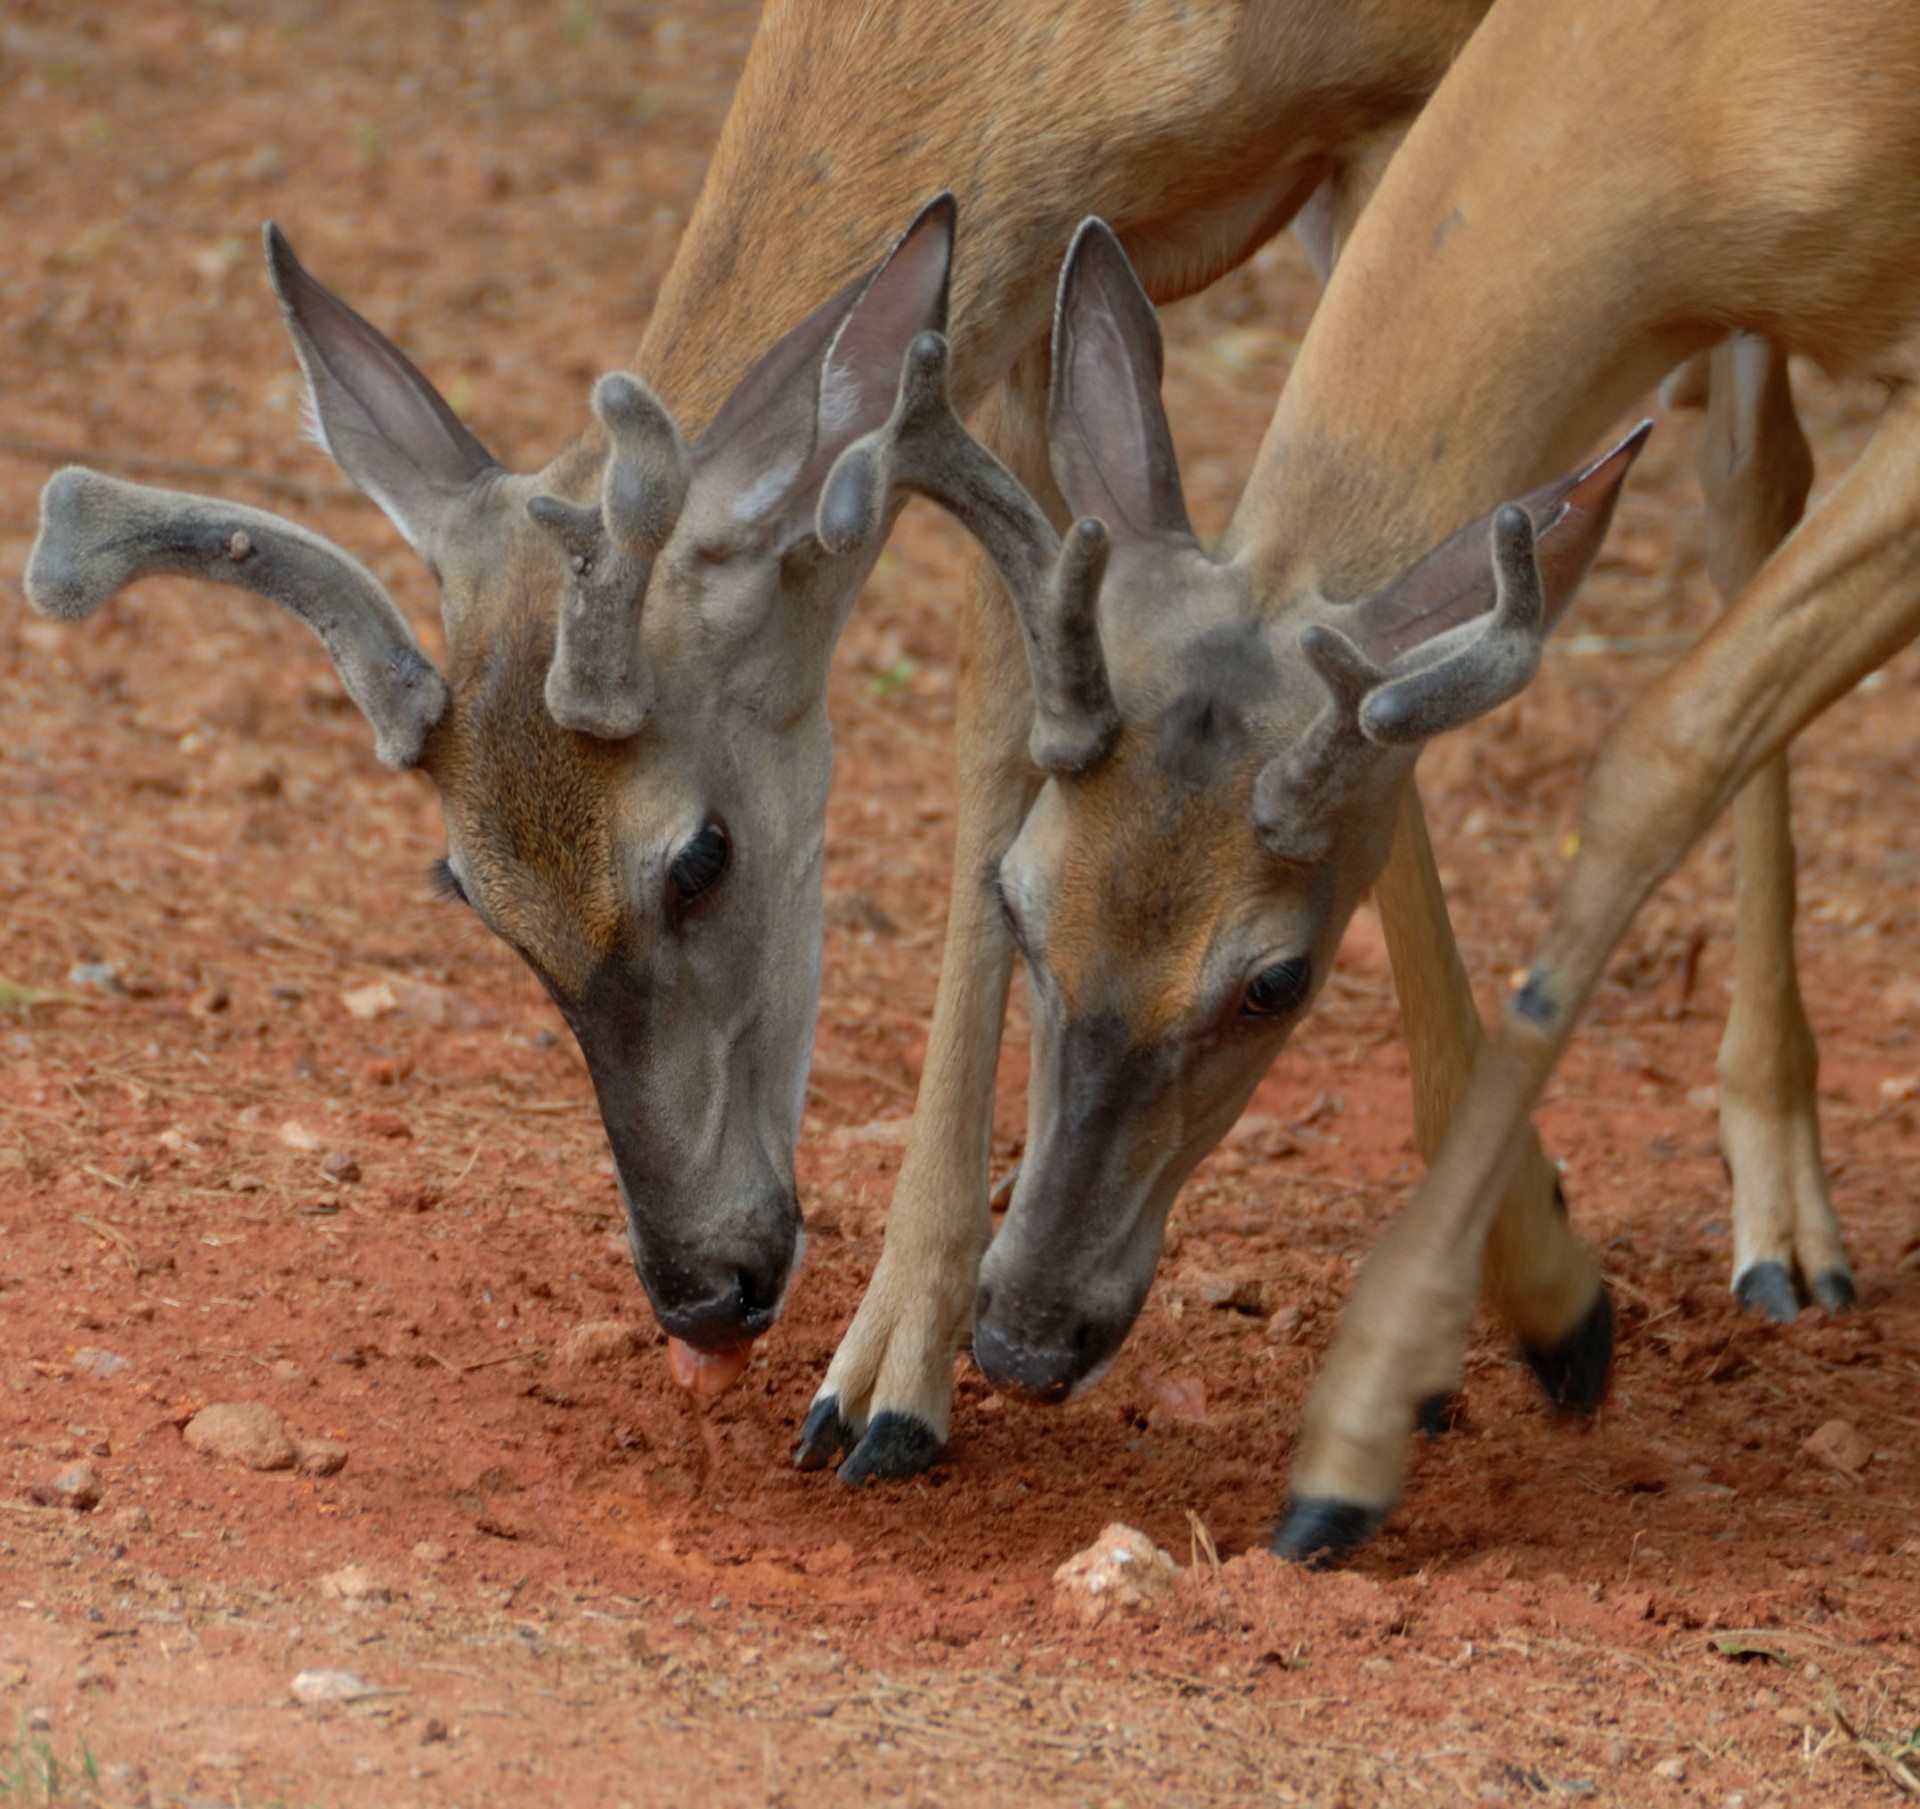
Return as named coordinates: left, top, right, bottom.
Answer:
left=941, top=0, right=1920, bottom=1561
left=22, top=0, right=1839, bottom=1477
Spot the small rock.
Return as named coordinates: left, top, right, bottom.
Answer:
left=296, top=1438, right=349, bottom=1477
left=73, top=1347, right=133, bottom=1380
left=182, top=1402, right=297, bottom=1472
left=420, top=1717, right=451, bottom=1745
left=1651, top=1754, right=1687, bottom=1782
left=340, top=980, right=399, bottom=1021
left=1802, top=1418, right=1872, bottom=1474
left=26, top=1705, right=51, bottom=1733
left=67, top=962, right=126, bottom=997
left=317, top=1564, right=389, bottom=1603
left=1053, top=1523, right=1180, bottom=1626
left=188, top=983, right=230, bottom=1016
left=410, top=1540, right=449, bottom=1566
left=1144, top=1372, right=1209, bottom=1423
left=319, top=1150, right=361, bottom=1184
left=277, top=1120, right=322, bottom=1153
left=560, top=1320, right=642, bottom=1367
left=30, top=1462, right=101, bottom=1511
left=290, top=1669, right=380, bottom=1706
left=112, top=1505, right=152, bottom=1534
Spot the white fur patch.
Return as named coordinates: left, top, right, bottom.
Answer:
left=730, top=458, right=802, bottom=525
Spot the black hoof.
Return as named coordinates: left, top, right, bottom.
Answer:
left=1522, top=1285, right=1615, bottom=1414
left=1418, top=1390, right=1463, bottom=1439
left=1733, top=1260, right=1801, bottom=1323
left=837, top=1410, right=944, bottom=1486
left=1809, top=1268, right=1857, bottom=1315
left=792, top=1395, right=855, bottom=1471
left=1272, top=1496, right=1388, bottom=1568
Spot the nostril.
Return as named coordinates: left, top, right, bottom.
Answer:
left=1073, top=1319, right=1099, bottom=1359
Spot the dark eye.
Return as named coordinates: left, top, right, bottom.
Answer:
left=669, top=822, right=730, bottom=904
left=1242, top=956, right=1311, bottom=1019
left=428, top=857, right=469, bottom=907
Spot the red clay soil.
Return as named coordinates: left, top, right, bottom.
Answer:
left=1, top=6, right=1917, bottom=1806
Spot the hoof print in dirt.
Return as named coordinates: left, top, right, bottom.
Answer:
left=1733, top=1260, right=1802, bottom=1323
left=837, top=1411, right=944, bottom=1485
left=792, top=1395, right=856, bottom=1471
left=1418, top=1390, right=1464, bottom=1439
left=1272, top=1497, right=1387, bottom=1568
left=1521, top=1285, right=1615, bottom=1414
left=1808, top=1267, right=1857, bottom=1315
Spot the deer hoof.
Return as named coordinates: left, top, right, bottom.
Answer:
left=1271, top=1497, right=1388, bottom=1568
left=792, top=1395, right=856, bottom=1471
left=837, top=1411, right=944, bottom=1486
left=1418, top=1390, right=1464, bottom=1439
left=1521, top=1284, right=1615, bottom=1414
left=1732, top=1260, right=1801, bottom=1323
left=1808, top=1267, right=1857, bottom=1315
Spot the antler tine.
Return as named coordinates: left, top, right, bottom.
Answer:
left=1248, top=622, right=1386, bottom=864
left=1356, top=502, right=1547, bottom=746
left=816, top=329, right=1120, bottom=773
left=532, top=372, right=692, bottom=741
left=594, top=372, right=689, bottom=559
left=26, top=467, right=448, bottom=771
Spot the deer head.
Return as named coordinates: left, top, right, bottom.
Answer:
left=25, top=197, right=1034, bottom=1358
left=967, top=220, right=1648, bottom=1402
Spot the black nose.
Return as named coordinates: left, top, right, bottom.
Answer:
left=645, top=1214, right=800, bottom=1351
left=971, top=1285, right=1126, bottom=1405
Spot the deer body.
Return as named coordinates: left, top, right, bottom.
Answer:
left=1272, top=0, right=1920, bottom=1554
left=967, top=0, right=1920, bottom=1558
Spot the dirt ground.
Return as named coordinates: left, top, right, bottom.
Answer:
left=2, top=5, right=1917, bottom=1806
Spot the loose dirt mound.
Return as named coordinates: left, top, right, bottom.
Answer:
left=1, top=5, right=1915, bottom=1804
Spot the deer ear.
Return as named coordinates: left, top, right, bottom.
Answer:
left=1354, top=422, right=1651, bottom=663
left=265, top=225, right=499, bottom=571
left=1047, top=218, right=1193, bottom=544
left=691, top=194, right=955, bottom=546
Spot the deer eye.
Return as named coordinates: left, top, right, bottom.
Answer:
left=1242, top=956, right=1311, bottom=1019
left=669, top=822, right=730, bottom=904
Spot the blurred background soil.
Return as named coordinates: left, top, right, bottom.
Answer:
left=0, top=4, right=1916, bottom=1804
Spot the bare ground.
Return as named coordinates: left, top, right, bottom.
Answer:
left=1, top=5, right=1917, bottom=1805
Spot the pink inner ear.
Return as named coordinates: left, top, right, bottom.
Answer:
left=268, top=226, right=496, bottom=489
left=1358, top=422, right=1649, bottom=659
left=815, top=195, right=954, bottom=458
left=1048, top=220, right=1191, bottom=542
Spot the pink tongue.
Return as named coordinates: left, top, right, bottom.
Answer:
left=667, top=1336, right=753, bottom=1398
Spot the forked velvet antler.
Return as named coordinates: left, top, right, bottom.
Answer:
left=25, top=467, right=448, bottom=771
left=527, top=372, right=690, bottom=739
left=1252, top=423, right=1649, bottom=864
left=816, top=329, right=1119, bottom=773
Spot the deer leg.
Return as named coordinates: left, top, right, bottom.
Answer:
left=1276, top=381, right=1920, bottom=1562
left=795, top=358, right=1051, bottom=1483
left=1373, top=783, right=1611, bottom=1436
left=1697, top=337, right=1853, bottom=1318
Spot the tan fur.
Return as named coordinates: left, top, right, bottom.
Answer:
left=1271, top=0, right=1920, bottom=1520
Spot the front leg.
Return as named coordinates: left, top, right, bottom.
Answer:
left=1279, top=381, right=1920, bottom=1556
left=796, top=357, right=1051, bottom=1482
left=1277, top=781, right=1614, bottom=1562
left=1696, top=337, right=1853, bottom=1318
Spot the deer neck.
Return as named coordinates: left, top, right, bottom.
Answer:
left=634, top=0, right=1492, bottom=435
